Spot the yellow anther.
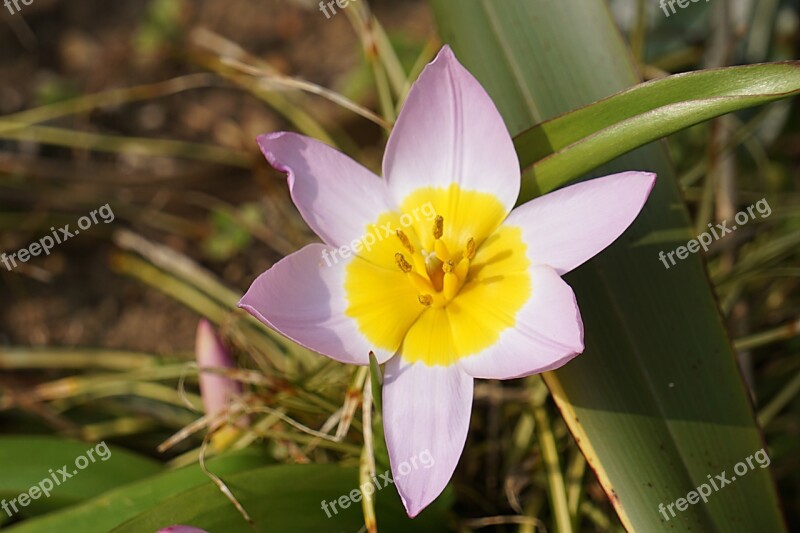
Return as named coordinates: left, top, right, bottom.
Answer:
left=434, top=239, right=450, bottom=262
left=395, top=253, right=412, bottom=273
left=443, top=272, right=459, bottom=301
left=396, top=229, right=415, bottom=254
left=466, top=237, right=476, bottom=260
left=393, top=219, right=475, bottom=306
left=433, top=215, right=444, bottom=240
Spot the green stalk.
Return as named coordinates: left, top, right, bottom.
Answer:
left=360, top=373, right=378, bottom=533
left=188, top=28, right=338, bottom=146
left=758, top=370, right=800, bottom=426
left=0, top=74, right=215, bottom=133
left=0, top=347, right=174, bottom=370
left=565, top=448, right=587, bottom=531
left=109, top=252, right=288, bottom=371
left=734, top=319, right=800, bottom=351
left=531, top=377, right=572, bottom=533
left=0, top=125, right=250, bottom=167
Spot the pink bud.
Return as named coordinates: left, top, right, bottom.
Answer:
left=195, top=319, right=243, bottom=418
left=156, top=526, right=209, bottom=533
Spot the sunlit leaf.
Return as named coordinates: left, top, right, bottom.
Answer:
left=429, top=1, right=787, bottom=530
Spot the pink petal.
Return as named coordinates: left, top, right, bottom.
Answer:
left=238, top=244, right=395, bottom=365
left=195, top=320, right=243, bottom=418
left=257, top=132, right=394, bottom=249
left=504, top=171, right=656, bottom=275
left=383, top=46, right=519, bottom=214
left=382, top=357, right=473, bottom=517
left=155, top=527, right=208, bottom=533
left=458, top=265, right=584, bottom=379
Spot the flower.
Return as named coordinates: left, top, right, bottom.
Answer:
left=195, top=319, right=243, bottom=419
left=239, top=46, right=655, bottom=517
left=195, top=319, right=250, bottom=451
left=196, top=320, right=249, bottom=450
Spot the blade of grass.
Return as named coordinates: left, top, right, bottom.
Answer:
left=530, top=377, right=572, bottom=533
left=0, top=125, right=250, bottom=167
left=0, top=74, right=216, bottom=134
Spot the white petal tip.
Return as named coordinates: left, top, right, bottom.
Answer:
left=255, top=130, right=288, bottom=145
left=632, top=171, right=657, bottom=190
left=436, top=44, right=455, bottom=59
left=399, top=491, right=432, bottom=519
left=255, top=131, right=295, bottom=174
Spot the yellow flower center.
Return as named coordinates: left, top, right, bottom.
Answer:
left=345, top=184, right=531, bottom=366
left=394, top=215, right=476, bottom=307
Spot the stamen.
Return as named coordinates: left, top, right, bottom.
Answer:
left=443, top=272, right=458, bottom=301
left=412, top=254, right=429, bottom=277
left=395, top=253, right=412, bottom=273
left=396, top=229, right=415, bottom=254
left=408, top=272, right=435, bottom=293
left=434, top=239, right=450, bottom=261
left=454, top=257, right=469, bottom=279
left=433, top=215, right=444, bottom=240
left=466, top=237, right=476, bottom=260
left=393, top=218, right=476, bottom=306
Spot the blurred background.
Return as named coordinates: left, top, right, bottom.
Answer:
left=0, top=0, right=798, bottom=531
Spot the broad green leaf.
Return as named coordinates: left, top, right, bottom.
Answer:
left=110, top=465, right=451, bottom=533
left=513, top=62, right=800, bottom=199
left=430, top=1, right=786, bottom=531
left=7, top=448, right=271, bottom=533
left=0, top=436, right=161, bottom=518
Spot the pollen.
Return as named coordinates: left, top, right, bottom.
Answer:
left=418, top=294, right=433, bottom=306
left=395, top=253, right=413, bottom=273
left=466, top=237, right=476, bottom=260
left=396, top=229, right=415, bottom=254
left=390, top=215, right=480, bottom=307
left=433, top=215, right=444, bottom=240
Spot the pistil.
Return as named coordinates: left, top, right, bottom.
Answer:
left=394, top=214, right=477, bottom=307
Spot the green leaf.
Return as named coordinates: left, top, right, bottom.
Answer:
left=369, top=351, right=384, bottom=414
left=0, top=436, right=161, bottom=518
left=109, top=465, right=451, bottom=533
left=429, top=1, right=787, bottom=531
left=513, top=62, right=800, bottom=199
left=7, top=448, right=271, bottom=533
